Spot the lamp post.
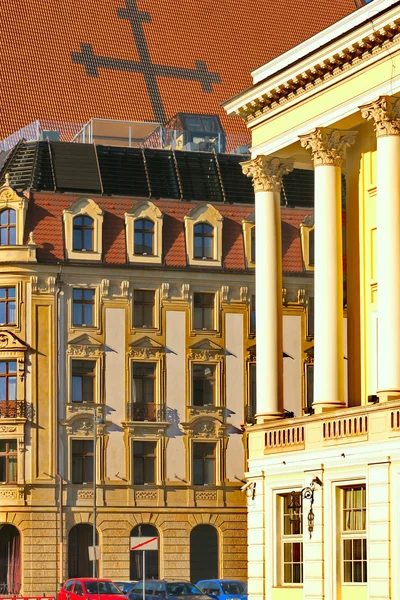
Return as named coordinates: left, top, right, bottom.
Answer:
left=93, top=406, right=105, bottom=577
left=287, top=477, right=322, bottom=539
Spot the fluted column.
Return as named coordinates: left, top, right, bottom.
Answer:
left=361, top=96, right=400, bottom=400
left=241, top=156, right=293, bottom=422
left=300, top=129, right=356, bottom=413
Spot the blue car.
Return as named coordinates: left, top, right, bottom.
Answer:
left=196, top=580, right=247, bottom=600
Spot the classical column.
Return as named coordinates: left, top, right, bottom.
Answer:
left=300, top=129, right=356, bottom=412
left=361, top=96, right=400, bottom=401
left=241, top=156, right=293, bottom=422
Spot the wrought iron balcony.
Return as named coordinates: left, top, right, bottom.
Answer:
left=126, top=402, right=166, bottom=422
left=0, top=400, right=27, bottom=418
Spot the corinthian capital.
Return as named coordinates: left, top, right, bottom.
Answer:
left=240, top=156, right=294, bottom=193
left=299, top=128, right=357, bottom=167
left=360, top=96, right=400, bottom=137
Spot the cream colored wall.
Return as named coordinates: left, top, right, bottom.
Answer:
left=165, top=309, right=186, bottom=482
left=282, top=314, right=302, bottom=417
left=225, top=312, right=245, bottom=481
left=105, top=307, right=126, bottom=480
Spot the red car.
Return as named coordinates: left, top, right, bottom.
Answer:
left=59, top=578, right=127, bottom=600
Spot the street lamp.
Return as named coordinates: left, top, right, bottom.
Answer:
left=287, top=476, right=322, bottom=539
left=93, top=406, right=105, bottom=577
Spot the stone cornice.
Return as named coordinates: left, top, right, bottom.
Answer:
left=240, top=156, right=294, bottom=193
left=360, top=95, right=400, bottom=136
left=299, top=128, right=357, bottom=167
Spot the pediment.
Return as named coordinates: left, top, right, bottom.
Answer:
left=189, top=339, right=223, bottom=352
left=67, top=334, right=104, bottom=357
left=129, top=336, right=164, bottom=350
left=0, top=331, right=29, bottom=352
left=68, top=333, right=103, bottom=347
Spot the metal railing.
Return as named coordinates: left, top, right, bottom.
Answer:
left=0, top=581, right=22, bottom=595
left=0, top=400, right=27, bottom=418
left=126, top=403, right=167, bottom=422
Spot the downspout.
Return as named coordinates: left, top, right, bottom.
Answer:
left=55, top=270, right=63, bottom=589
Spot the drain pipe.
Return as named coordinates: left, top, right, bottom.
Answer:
left=55, top=269, right=63, bottom=589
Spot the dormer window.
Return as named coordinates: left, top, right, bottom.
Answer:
left=73, top=215, right=94, bottom=251
left=242, top=211, right=255, bottom=269
left=0, top=209, right=16, bottom=246
left=134, top=218, right=154, bottom=256
left=194, top=223, right=213, bottom=259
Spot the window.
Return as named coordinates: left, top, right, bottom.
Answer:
left=251, top=227, right=255, bottom=263
left=193, top=442, right=216, bottom=485
left=250, top=295, right=256, bottom=334
left=341, top=485, right=367, bottom=583
left=0, top=287, right=16, bottom=325
left=132, top=363, right=156, bottom=404
left=194, top=223, right=213, bottom=259
left=0, top=360, right=17, bottom=402
left=73, top=215, right=94, bottom=251
left=280, top=493, right=303, bottom=584
left=305, top=362, right=314, bottom=412
left=72, top=289, right=95, bottom=326
left=0, top=209, right=16, bottom=246
left=134, top=290, right=155, bottom=328
left=74, top=582, right=83, bottom=596
left=309, top=229, right=315, bottom=267
left=192, top=364, right=216, bottom=406
left=0, top=440, right=17, bottom=483
left=307, top=297, right=314, bottom=338
left=249, top=363, right=256, bottom=420
left=71, top=440, right=94, bottom=484
left=132, top=441, right=156, bottom=485
left=72, top=360, right=95, bottom=403
left=194, top=293, right=214, bottom=330
left=134, top=219, right=154, bottom=256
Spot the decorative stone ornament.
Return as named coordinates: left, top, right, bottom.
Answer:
left=299, top=128, right=357, bottom=166
left=240, top=156, right=294, bottom=193
left=360, top=96, right=400, bottom=137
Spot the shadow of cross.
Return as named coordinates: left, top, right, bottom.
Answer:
left=71, top=0, right=222, bottom=124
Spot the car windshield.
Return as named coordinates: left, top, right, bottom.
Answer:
left=166, top=583, right=203, bottom=596
left=85, top=581, right=123, bottom=595
left=220, top=583, right=247, bottom=595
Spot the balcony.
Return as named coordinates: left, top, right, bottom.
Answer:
left=0, top=400, right=27, bottom=419
left=126, top=402, right=166, bottom=422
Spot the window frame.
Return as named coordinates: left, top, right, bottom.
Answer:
left=132, top=440, right=157, bottom=485
left=250, top=294, right=256, bottom=336
left=71, top=359, right=96, bottom=403
left=276, top=491, right=304, bottom=587
left=340, top=484, right=367, bottom=585
left=242, top=211, right=255, bottom=269
left=0, top=286, right=16, bottom=326
left=125, top=201, right=163, bottom=265
left=71, top=439, right=94, bottom=484
left=191, top=363, right=217, bottom=407
left=72, top=288, right=96, bottom=328
left=192, top=441, right=217, bottom=486
left=73, top=214, right=94, bottom=252
left=0, top=359, right=17, bottom=403
left=63, top=197, right=103, bottom=262
left=0, top=439, right=17, bottom=484
left=193, top=222, right=214, bottom=260
left=0, top=209, right=16, bottom=246
left=193, top=292, right=215, bottom=331
left=184, top=203, right=223, bottom=267
left=134, top=218, right=155, bottom=256
left=133, top=289, right=156, bottom=329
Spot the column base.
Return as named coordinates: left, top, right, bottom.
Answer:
left=377, top=389, right=400, bottom=403
left=312, top=401, right=347, bottom=414
left=256, top=411, right=285, bottom=424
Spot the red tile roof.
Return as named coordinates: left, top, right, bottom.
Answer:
left=1, top=0, right=355, bottom=141
left=25, top=193, right=312, bottom=274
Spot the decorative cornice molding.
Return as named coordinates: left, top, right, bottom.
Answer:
left=299, top=128, right=357, bottom=166
left=241, top=156, right=293, bottom=193
left=360, top=95, right=400, bottom=137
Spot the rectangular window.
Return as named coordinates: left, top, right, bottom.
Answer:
left=307, top=297, right=314, bottom=337
left=72, top=360, right=95, bottom=403
left=280, top=493, right=303, bottom=584
left=193, top=293, right=214, bottom=330
left=342, top=485, right=367, bottom=583
left=72, top=289, right=95, bottom=326
left=250, top=295, right=256, bottom=334
left=192, top=364, right=216, bottom=406
left=249, top=363, right=256, bottom=420
left=251, top=227, right=255, bottom=263
left=132, top=363, right=156, bottom=404
left=305, top=363, right=314, bottom=411
left=0, top=360, right=17, bottom=402
left=193, top=442, right=216, bottom=485
left=134, top=290, right=155, bottom=328
left=71, top=440, right=94, bottom=484
left=0, top=287, right=16, bottom=325
left=133, top=441, right=156, bottom=485
left=309, top=229, right=315, bottom=267
left=0, top=439, right=17, bottom=483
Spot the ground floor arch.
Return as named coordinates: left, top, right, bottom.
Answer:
left=0, top=524, right=21, bottom=594
left=130, top=524, right=159, bottom=580
left=68, top=523, right=98, bottom=578
left=190, top=525, right=218, bottom=583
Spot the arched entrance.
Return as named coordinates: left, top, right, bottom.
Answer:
left=68, top=524, right=98, bottom=578
left=0, top=524, right=21, bottom=594
left=130, top=524, right=159, bottom=580
left=190, top=525, right=218, bottom=583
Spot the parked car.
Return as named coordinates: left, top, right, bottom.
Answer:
left=196, top=580, right=247, bottom=600
left=129, top=580, right=214, bottom=600
left=59, top=578, right=128, bottom=600
left=114, top=582, right=138, bottom=597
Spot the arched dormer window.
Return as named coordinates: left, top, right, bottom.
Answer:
left=194, top=222, right=213, bottom=259
left=0, top=209, right=16, bottom=246
left=63, top=198, right=103, bottom=262
left=242, top=211, right=255, bottom=269
left=125, top=202, right=163, bottom=265
left=73, top=215, right=94, bottom=251
left=184, top=203, right=223, bottom=267
left=134, top=218, right=154, bottom=256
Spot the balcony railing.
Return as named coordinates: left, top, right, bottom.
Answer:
left=126, top=403, right=166, bottom=422
left=0, top=400, right=27, bottom=418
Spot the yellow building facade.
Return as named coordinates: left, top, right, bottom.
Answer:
left=224, top=1, right=400, bottom=599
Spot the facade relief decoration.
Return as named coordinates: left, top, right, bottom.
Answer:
left=188, top=338, right=225, bottom=361
left=221, top=286, right=229, bottom=303
left=241, top=156, right=293, bottom=193
left=135, top=489, right=157, bottom=501
left=161, top=283, right=170, bottom=301
left=30, top=275, right=58, bottom=295
left=67, top=333, right=104, bottom=357
left=182, top=416, right=226, bottom=438
left=299, top=128, right=357, bottom=166
left=195, top=490, right=217, bottom=501
left=128, top=336, right=164, bottom=359
left=360, top=96, right=400, bottom=137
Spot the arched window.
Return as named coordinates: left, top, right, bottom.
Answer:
left=134, top=219, right=154, bottom=256
left=73, top=215, right=94, bottom=251
left=0, top=524, right=21, bottom=594
left=190, top=525, right=218, bottom=582
left=130, top=524, right=159, bottom=580
left=0, top=210, right=16, bottom=246
left=68, top=524, right=98, bottom=578
left=250, top=226, right=255, bottom=263
left=193, top=223, right=213, bottom=259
